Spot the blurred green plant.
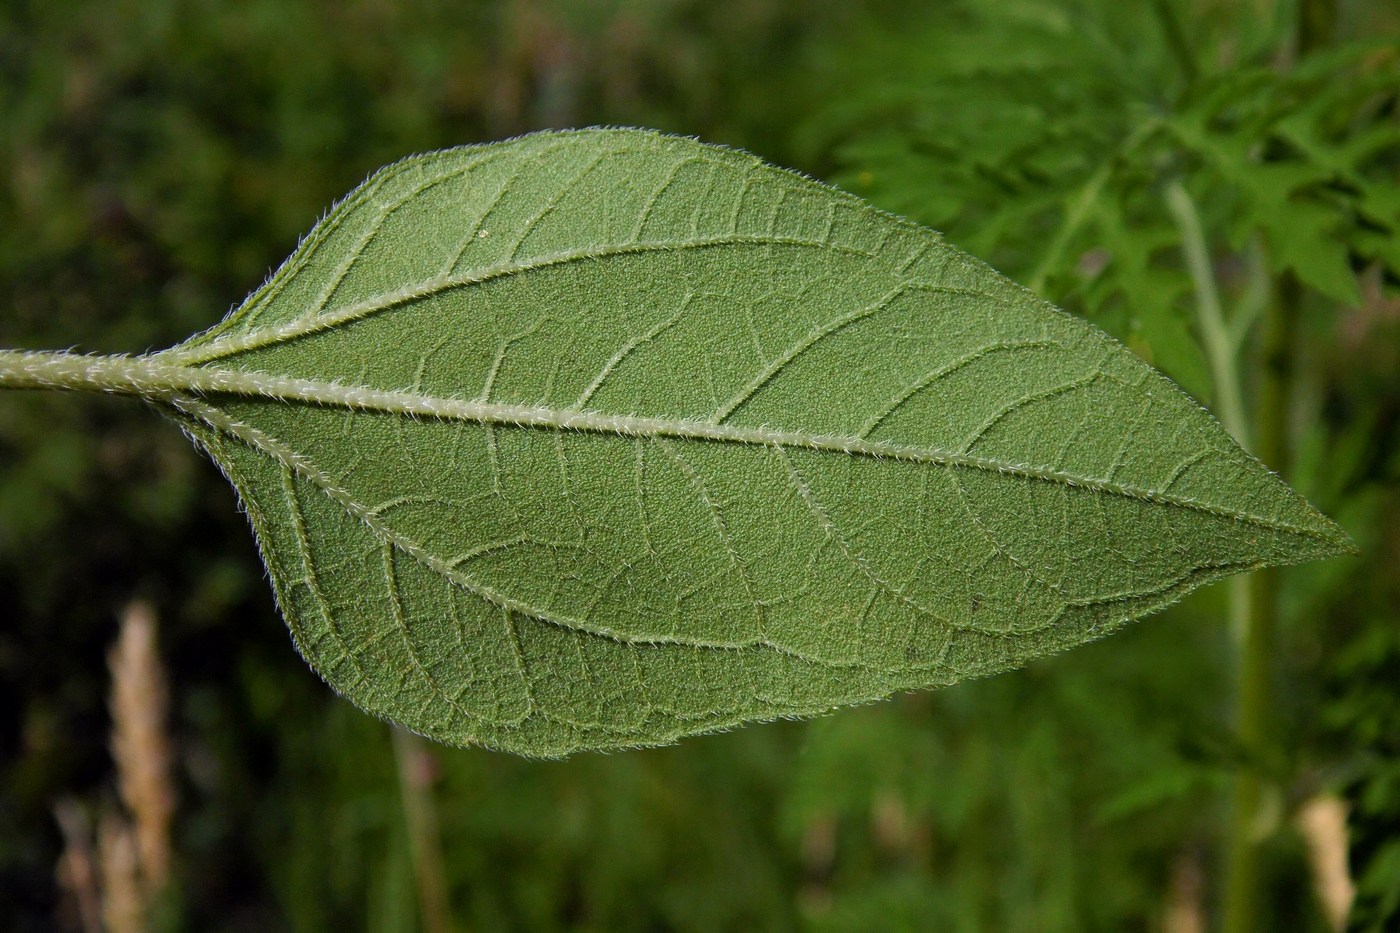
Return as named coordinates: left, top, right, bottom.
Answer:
left=798, top=0, right=1399, bottom=929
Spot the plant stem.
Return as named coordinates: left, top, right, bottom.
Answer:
left=1220, top=0, right=1332, bottom=924
left=1164, top=183, right=1249, bottom=448
left=0, top=349, right=170, bottom=396
left=1166, top=181, right=1286, bottom=932
left=1221, top=272, right=1299, bottom=933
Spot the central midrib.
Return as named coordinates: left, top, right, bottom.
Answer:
left=125, top=358, right=1333, bottom=542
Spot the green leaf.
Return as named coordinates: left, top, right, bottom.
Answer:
left=153, top=128, right=1349, bottom=757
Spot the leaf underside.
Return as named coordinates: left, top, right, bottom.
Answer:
left=156, top=128, right=1349, bottom=757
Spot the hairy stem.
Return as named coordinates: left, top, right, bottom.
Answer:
left=0, top=349, right=161, bottom=395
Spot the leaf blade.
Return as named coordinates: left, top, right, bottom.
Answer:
left=162, top=129, right=1349, bottom=756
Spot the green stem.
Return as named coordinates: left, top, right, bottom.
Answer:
left=1164, top=182, right=1249, bottom=448
left=1222, top=571, right=1268, bottom=933
left=0, top=349, right=160, bottom=395
left=1164, top=182, right=1285, bottom=932
left=1221, top=272, right=1299, bottom=933
left=1219, top=0, right=1334, bottom=923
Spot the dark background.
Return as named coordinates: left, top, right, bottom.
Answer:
left=2, top=1, right=1397, bottom=929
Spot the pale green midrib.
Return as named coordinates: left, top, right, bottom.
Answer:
left=157, top=234, right=937, bottom=367
left=2, top=348, right=1341, bottom=546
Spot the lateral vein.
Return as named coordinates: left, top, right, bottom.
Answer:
left=159, top=235, right=909, bottom=366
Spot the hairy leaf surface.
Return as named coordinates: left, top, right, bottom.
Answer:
left=154, top=128, right=1349, bottom=756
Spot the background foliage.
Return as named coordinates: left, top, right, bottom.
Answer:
left=1, top=0, right=1396, bottom=930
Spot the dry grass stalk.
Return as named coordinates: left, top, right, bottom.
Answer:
left=1296, top=794, right=1355, bottom=931
left=108, top=599, right=175, bottom=897
left=53, top=799, right=103, bottom=933
left=1162, top=849, right=1204, bottom=933
left=98, top=813, right=144, bottom=933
